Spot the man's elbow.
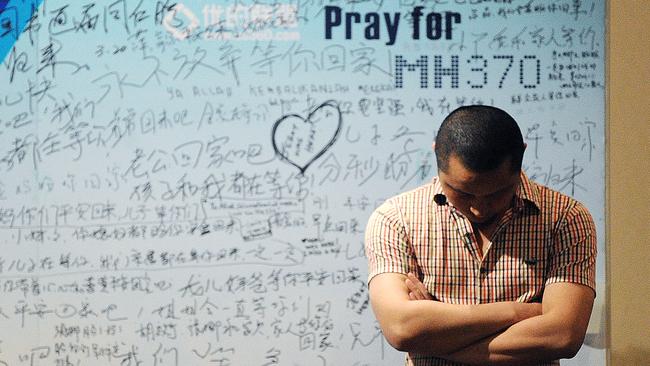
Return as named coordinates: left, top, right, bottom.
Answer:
left=381, top=321, right=451, bottom=355
left=382, top=321, right=439, bottom=353
left=382, top=322, right=418, bottom=352
left=553, top=328, right=586, bottom=359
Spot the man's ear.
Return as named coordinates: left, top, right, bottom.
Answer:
left=523, top=142, right=528, bottom=150
left=432, top=142, right=436, bottom=151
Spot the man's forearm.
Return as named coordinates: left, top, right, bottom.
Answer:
left=370, top=273, right=542, bottom=355
left=441, top=284, right=595, bottom=365
left=442, top=313, right=579, bottom=365
left=391, top=300, right=542, bottom=356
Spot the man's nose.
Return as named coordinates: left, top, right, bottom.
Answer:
left=470, top=201, right=490, bottom=217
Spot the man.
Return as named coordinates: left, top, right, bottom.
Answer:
left=365, top=105, right=596, bottom=365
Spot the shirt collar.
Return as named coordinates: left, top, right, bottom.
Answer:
left=432, top=176, right=445, bottom=196
left=515, top=171, right=541, bottom=211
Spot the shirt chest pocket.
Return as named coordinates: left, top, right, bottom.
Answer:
left=512, top=256, right=548, bottom=302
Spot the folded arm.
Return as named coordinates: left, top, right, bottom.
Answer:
left=442, top=281, right=595, bottom=365
left=368, top=272, right=542, bottom=356
left=437, top=202, right=598, bottom=364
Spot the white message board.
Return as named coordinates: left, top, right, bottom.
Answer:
left=0, top=1, right=605, bottom=365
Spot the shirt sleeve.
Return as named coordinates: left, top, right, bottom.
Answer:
left=546, top=201, right=597, bottom=294
left=364, top=198, right=419, bottom=285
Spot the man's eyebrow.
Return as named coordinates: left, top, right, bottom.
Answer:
left=488, top=184, right=516, bottom=196
left=446, top=182, right=472, bottom=195
left=446, top=181, right=516, bottom=197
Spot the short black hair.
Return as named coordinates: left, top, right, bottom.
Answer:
left=435, top=105, right=525, bottom=173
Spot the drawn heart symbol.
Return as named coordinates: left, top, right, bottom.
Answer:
left=271, top=100, right=342, bottom=174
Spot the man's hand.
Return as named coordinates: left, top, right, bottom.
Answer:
left=405, top=272, right=434, bottom=300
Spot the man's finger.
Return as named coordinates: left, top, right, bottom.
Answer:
left=407, top=272, right=433, bottom=300
left=405, top=278, right=420, bottom=298
left=405, top=277, right=415, bottom=290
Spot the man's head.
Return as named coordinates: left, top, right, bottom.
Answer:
left=434, top=105, right=525, bottom=225
left=435, top=105, right=525, bottom=173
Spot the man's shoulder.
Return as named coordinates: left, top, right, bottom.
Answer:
left=370, top=180, right=437, bottom=218
left=524, top=177, right=594, bottom=220
left=385, top=180, right=438, bottom=206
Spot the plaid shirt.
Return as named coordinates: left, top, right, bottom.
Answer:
left=365, top=172, right=596, bottom=366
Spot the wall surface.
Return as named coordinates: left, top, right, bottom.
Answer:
left=607, top=1, right=650, bottom=365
